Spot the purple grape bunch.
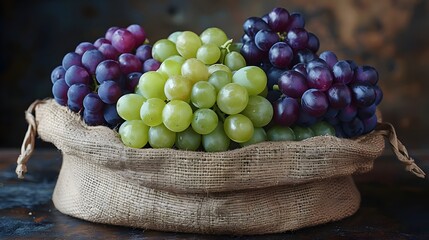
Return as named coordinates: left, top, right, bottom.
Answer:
left=241, top=7, right=383, bottom=138
left=50, top=24, right=161, bottom=128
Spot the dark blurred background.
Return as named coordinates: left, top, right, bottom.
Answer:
left=1, top=0, right=428, bottom=150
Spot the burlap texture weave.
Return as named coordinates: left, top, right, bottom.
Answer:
left=18, top=99, right=393, bottom=234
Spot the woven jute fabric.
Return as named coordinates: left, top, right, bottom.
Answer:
left=23, top=99, right=391, bottom=234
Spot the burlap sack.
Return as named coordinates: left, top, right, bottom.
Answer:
left=16, top=99, right=425, bottom=235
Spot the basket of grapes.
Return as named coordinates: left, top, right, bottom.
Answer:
left=16, top=7, right=425, bottom=235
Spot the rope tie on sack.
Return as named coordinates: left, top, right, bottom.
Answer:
left=16, top=100, right=43, bottom=179
left=375, top=122, right=426, bottom=178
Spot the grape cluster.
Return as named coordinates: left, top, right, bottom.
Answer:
left=116, top=28, right=274, bottom=151
left=240, top=7, right=383, bottom=138
left=50, top=24, right=161, bottom=127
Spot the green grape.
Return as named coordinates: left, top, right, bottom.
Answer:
left=311, top=121, right=336, bottom=136
left=157, top=57, right=183, bottom=78
left=176, top=126, right=201, bottom=151
left=118, top=120, right=130, bottom=136
left=217, top=83, right=248, bottom=115
left=241, top=95, right=273, bottom=127
left=208, top=70, right=232, bottom=93
left=208, top=64, right=232, bottom=78
left=200, top=27, right=228, bottom=47
left=202, top=121, right=230, bottom=152
left=240, top=127, right=267, bottom=147
left=119, top=120, right=149, bottom=148
left=140, top=98, right=166, bottom=127
left=148, top=124, right=176, bottom=148
left=191, top=108, right=218, bottom=135
left=190, top=81, right=216, bottom=108
left=232, top=66, right=267, bottom=96
left=292, top=126, right=315, bottom=141
left=181, top=58, right=209, bottom=84
left=267, top=126, right=295, bottom=141
left=137, top=71, right=167, bottom=100
left=224, top=114, right=254, bottom=143
left=116, top=94, right=146, bottom=121
left=164, top=75, right=192, bottom=101
left=168, top=31, right=182, bottom=43
left=259, top=85, right=268, bottom=98
left=224, top=51, right=246, bottom=71
left=152, top=39, right=179, bottom=62
left=165, top=55, right=186, bottom=64
left=196, top=43, right=221, bottom=65
left=162, top=100, right=193, bottom=132
left=175, top=31, right=202, bottom=59
left=229, top=42, right=243, bottom=53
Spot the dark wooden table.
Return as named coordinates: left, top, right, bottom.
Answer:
left=1, top=148, right=429, bottom=239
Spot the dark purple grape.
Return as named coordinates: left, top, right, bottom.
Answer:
left=52, top=79, right=69, bottom=106
left=93, top=37, right=110, bottom=48
left=83, top=109, right=105, bottom=126
left=135, top=44, right=152, bottom=62
left=292, top=63, right=307, bottom=77
left=241, top=41, right=266, bottom=66
left=98, top=43, right=120, bottom=60
left=355, top=65, right=379, bottom=85
left=286, top=12, right=305, bottom=30
left=318, top=51, right=338, bottom=69
left=254, top=29, right=279, bottom=52
left=261, top=14, right=269, bottom=23
left=358, top=104, right=376, bottom=119
left=327, top=83, right=352, bottom=109
left=83, top=92, right=105, bottom=112
left=143, top=58, right=161, bottom=72
left=243, top=17, right=270, bottom=38
left=118, top=53, right=142, bottom=75
left=273, top=97, right=299, bottom=127
left=286, top=28, right=309, bottom=51
left=267, top=67, right=285, bottom=90
left=64, top=65, right=91, bottom=86
left=296, top=108, right=319, bottom=127
left=332, top=60, right=353, bottom=84
left=306, top=65, right=333, bottom=91
left=307, top=32, right=320, bottom=53
left=267, top=7, right=290, bottom=32
left=126, top=24, right=146, bottom=45
left=104, top=104, right=123, bottom=127
left=345, top=60, right=358, bottom=72
left=278, top=70, right=308, bottom=98
left=334, top=125, right=347, bottom=138
left=338, top=105, right=357, bottom=122
left=362, top=114, right=378, bottom=134
left=306, top=58, right=328, bottom=69
left=51, top=66, right=66, bottom=84
left=259, top=61, right=272, bottom=72
left=82, top=49, right=106, bottom=74
left=125, top=72, right=142, bottom=92
left=95, top=60, right=121, bottom=84
left=293, top=48, right=317, bottom=65
left=98, top=80, right=122, bottom=104
left=67, top=84, right=91, bottom=112
left=105, top=26, right=119, bottom=41
left=326, top=116, right=340, bottom=126
left=374, top=85, right=383, bottom=105
left=301, top=89, right=329, bottom=117
left=266, top=90, right=282, bottom=103
left=350, top=83, right=376, bottom=107
left=342, top=117, right=364, bottom=138
left=75, top=42, right=96, bottom=55
left=268, top=42, right=293, bottom=68
left=62, top=52, right=82, bottom=70
left=111, top=28, right=136, bottom=53
left=325, top=106, right=339, bottom=118
left=241, top=34, right=252, bottom=43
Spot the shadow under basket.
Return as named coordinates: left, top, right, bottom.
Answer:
left=16, top=99, right=425, bottom=235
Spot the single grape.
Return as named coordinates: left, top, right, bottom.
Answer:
left=306, top=65, right=333, bottom=91
left=224, top=51, right=246, bottom=71
left=98, top=43, right=120, bottom=60
left=75, top=42, right=96, bottom=55
left=140, top=98, right=166, bottom=127
left=306, top=58, right=328, bottom=69
left=191, top=81, right=217, bottom=108
left=117, top=53, right=142, bottom=75
left=202, top=121, right=230, bottom=152
left=243, top=17, right=270, bottom=38
left=224, top=114, right=254, bottom=143
left=116, top=93, right=145, bottom=120
left=137, top=71, right=167, bottom=99
left=135, top=44, right=152, bottom=62
left=52, top=79, right=69, bottom=106
left=64, top=65, right=91, bottom=86
left=338, top=104, right=358, bottom=122
left=98, top=80, right=122, bottom=104
left=181, top=58, right=209, bottom=84
left=164, top=75, right=192, bottom=101
left=168, top=31, right=182, bottom=43
left=148, top=124, right=176, bottom=148
left=191, top=108, right=219, bottom=135
left=327, top=83, right=352, bottom=109
left=332, top=60, right=354, bottom=84
left=62, top=52, right=82, bottom=70
left=241, top=95, right=273, bottom=127
left=111, top=28, right=136, bottom=53
left=240, top=127, right=267, bottom=147
left=152, top=39, right=179, bottom=62
left=143, top=59, right=161, bottom=72
left=162, top=100, right=193, bottom=132
left=278, top=70, right=308, bottom=98
left=267, top=7, right=290, bottom=32
left=273, top=97, right=299, bottom=126
left=292, top=126, right=314, bottom=141
left=200, top=27, right=228, bottom=47
left=83, top=93, right=104, bottom=112
left=93, top=37, right=110, bottom=48
left=105, top=26, right=119, bottom=41
left=254, top=29, right=279, bottom=52
left=119, top=120, right=149, bottom=148
left=286, top=12, right=305, bottom=30
left=374, top=85, right=383, bottom=105
left=104, top=104, right=123, bottom=127
left=269, top=42, right=293, bottom=69
left=207, top=64, right=232, bottom=78
left=362, top=114, right=378, bottom=134
left=196, top=43, right=221, bottom=65
left=311, top=121, right=336, bottom=136
left=286, top=28, right=309, bottom=51
left=176, top=31, right=202, bottom=59
left=318, top=51, right=338, bottom=69
left=267, top=126, right=295, bottom=141
left=306, top=32, right=320, bottom=53
left=51, top=66, right=66, bottom=84
left=292, top=63, right=307, bottom=77
left=207, top=70, right=232, bottom=93
left=126, top=24, right=146, bottom=45
left=341, top=117, right=364, bottom=138
left=125, top=72, right=142, bottom=92
left=83, top=109, right=105, bottom=126
left=157, top=56, right=184, bottom=78
left=354, top=65, right=379, bottom=85
left=95, top=60, right=121, bottom=84
left=350, top=83, right=376, bottom=107
left=358, top=104, right=376, bottom=119
left=81, top=49, right=105, bottom=74
left=301, top=89, right=329, bottom=117
left=176, top=126, right=201, bottom=151
left=67, top=83, right=91, bottom=112
left=240, top=41, right=265, bottom=66
left=217, top=83, right=249, bottom=115
left=232, top=66, right=267, bottom=95
left=293, top=48, right=317, bottom=65
left=266, top=67, right=284, bottom=90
